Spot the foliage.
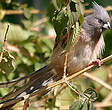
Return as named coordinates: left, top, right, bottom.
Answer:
left=0, top=0, right=53, bottom=94
left=48, top=0, right=84, bottom=52
left=0, top=50, right=15, bottom=74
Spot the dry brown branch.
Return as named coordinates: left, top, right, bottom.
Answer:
left=59, top=106, right=69, bottom=110
left=3, top=6, right=112, bottom=16
left=31, top=17, right=48, bottom=27
left=83, top=72, right=112, bottom=91
left=63, top=52, right=84, bottom=97
left=94, top=102, right=112, bottom=108
left=0, top=24, right=9, bottom=62
left=102, top=92, right=112, bottom=103
left=38, top=36, right=56, bottom=40
left=63, top=52, right=68, bottom=78
left=5, top=9, right=46, bottom=15
left=96, top=66, right=112, bottom=92
left=94, top=92, right=112, bottom=108
left=0, top=54, right=112, bottom=108
left=29, top=17, right=48, bottom=32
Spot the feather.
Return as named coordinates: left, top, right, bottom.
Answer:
left=93, top=2, right=110, bottom=22
left=91, top=34, right=105, bottom=61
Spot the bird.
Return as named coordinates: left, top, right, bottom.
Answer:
left=51, top=2, right=111, bottom=76
left=0, top=2, right=111, bottom=109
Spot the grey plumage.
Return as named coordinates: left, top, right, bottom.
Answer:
left=0, top=2, right=111, bottom=109
left=51, top=2, right=111, bottom=75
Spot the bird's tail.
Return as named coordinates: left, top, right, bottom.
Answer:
left=0, top=64, right=59, bottom=109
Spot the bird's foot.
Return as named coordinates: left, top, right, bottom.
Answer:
left=88, top=59, right=102, bottom=67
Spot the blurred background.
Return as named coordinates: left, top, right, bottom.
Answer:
left=0, top=0, right=112, bottom=110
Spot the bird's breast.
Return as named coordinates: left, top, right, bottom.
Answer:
left=51, top=39, right=95, bottom=76
left=67, top=40, right=93, bottom=74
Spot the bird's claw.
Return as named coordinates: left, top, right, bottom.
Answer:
left=88, top=59, right=102, bottom=67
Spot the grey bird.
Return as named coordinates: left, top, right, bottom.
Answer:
left=51, top=2, right=111, bottom=75
left=0, top=2, right=111, bottom=108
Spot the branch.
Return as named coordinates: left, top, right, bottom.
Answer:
left=3, top=6, right=112, bottom=15
left=94, top=102, right=112, bottom=108
left=5, top=9, right=46, bottom=15
left=83, top=72, right=112, bottom=91
left=0, top=54, right=112, bottom=108
left=30, top=55, right=112, bottom=97
left=95, top=66, right=112, bottom=92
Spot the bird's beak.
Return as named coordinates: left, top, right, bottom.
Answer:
left=103, top=22, right=111, bottom=29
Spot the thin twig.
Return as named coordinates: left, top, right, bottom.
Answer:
left=38, top=35, right=56, bottom=40
left=96, top=66, right=112, bottom=92
left=30, top=17, right=48, bottom=27
left=5, top=10, right=46, bottom=15
left=102, top=92, right=112, bottom=103
left=22, top=95, right=30, bottom=110
left=93, top=92, right=112, bottom=108
left=63, top=52, right=68, bottom=78
left=63, top=52, right=84, bottom=97
left=94, top=102, right=112, bottom=108
left=83, top=72, right=112, bottom=91
left=0, top=24, right=9, bottom=62
left=2, top=6, right=112, bottom=16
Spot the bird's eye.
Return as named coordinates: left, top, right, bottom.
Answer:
left=98, top=19, right=104, bottom=24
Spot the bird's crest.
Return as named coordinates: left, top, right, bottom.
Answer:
left=92, top=1, right=110, bottom=22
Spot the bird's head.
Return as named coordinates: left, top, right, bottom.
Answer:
left=85, top=2, right=111, bottom=32
left=93, top=2, right=111, bottom=31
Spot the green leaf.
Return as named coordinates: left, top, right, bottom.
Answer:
left=24, top=43, right=36, bottom=55
left=52, top=0, right=68, bottom=10
left=83, top=88, right=97, bottom=102
left=76, top=2, right=84, bottom=15
left=52, top=0, right=59, bottom=10
left=48, top=5, right=68, bottom=41
left=0, top=50, right=15, bottom=74
left=0, top=88, right=9, bottom=96
left=55, top=86, right=77, bottom=107
left=48, top=0, right=84, bottom=53
left=22, top=20, right=32, bottom=29
left=24, top=8, right=31, bottom=19
left=69, top=100, right=83, bottom=110
left=69, top=0, right=84, bottom=25
left=81, top=100, right=95, bottom=110
left=64, top=22, right=81, bottom=52
left=53, top=8, right=68, bottom=40
left=69, top=99, right=95, bottom=110
left=79, top=14, right=84, bottom=25
left=41, top=38, right=53, bottom=50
